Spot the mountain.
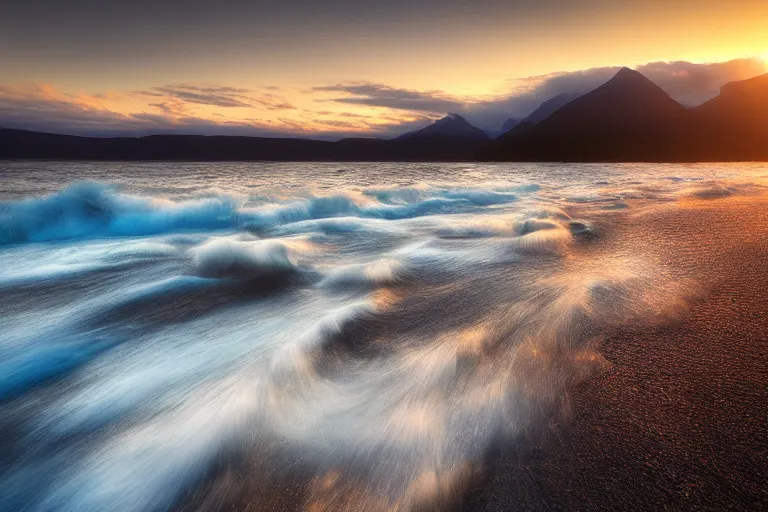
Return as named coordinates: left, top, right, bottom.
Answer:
left=500, top=92, right=583, bottom=138
left=488, top=68, right=692, bottom=161
left=398, top=114, right=490, bottom=141
left=521, top=92, right=582, bottom=125
left=694, top=73, right=768, bottom=120
left=389, top=114, right=490, bottom=160
left=501, top=117, right=520, bottom=133
left=690, top=73, right=768, bottom=160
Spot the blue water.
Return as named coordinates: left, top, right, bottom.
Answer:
left=0, top=161, right=766, bottom=512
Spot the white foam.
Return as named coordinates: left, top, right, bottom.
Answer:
left=190, top=237, right=308, bottom=278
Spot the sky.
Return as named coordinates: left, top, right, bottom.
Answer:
left=1, top=0, right=767, bottom=138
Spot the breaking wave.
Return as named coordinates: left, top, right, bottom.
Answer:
left=190, top=237, right=311, bottom=278
left=0, top=182, right=526, bottom=246
left=0, top=182, right=240, bottom=244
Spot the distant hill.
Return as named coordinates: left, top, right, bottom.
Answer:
left=0, top=114, right=490, bottom=162
left=488, top=68, right=693, bottom=161
left=397, top=114, right=490, bottom=141
left=0, top=130, right=340, bottom=161
left=387, top=114, right=491, bottom=159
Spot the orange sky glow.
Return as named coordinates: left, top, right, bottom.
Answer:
left=1, top=0, right=767, bottom=137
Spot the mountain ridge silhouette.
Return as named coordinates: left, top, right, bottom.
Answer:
left=3, top=69, right=768, bottom=162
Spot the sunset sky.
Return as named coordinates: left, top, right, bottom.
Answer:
left=1, top=0, right=767, bottom=138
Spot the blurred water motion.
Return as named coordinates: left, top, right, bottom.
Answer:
left=0, top=162, right=766, bottom=511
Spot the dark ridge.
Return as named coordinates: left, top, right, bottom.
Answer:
left=0, top=124, right=488, bottom=162
left=689, top=73, right=768, bottom=161
left=520, top=92, right=583, bottom=125
left=487, top=67, right=693, bottom=162
left=0, top=113, right=490, bottom=162
left=397, top=114, right=490, bottom=141
left=496, top=92, right=584, bottom=140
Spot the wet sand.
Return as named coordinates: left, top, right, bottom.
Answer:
left=466, top=195, right=768, bottom=511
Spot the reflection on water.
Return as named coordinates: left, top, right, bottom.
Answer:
left=0, top=162, right=765, bottom=511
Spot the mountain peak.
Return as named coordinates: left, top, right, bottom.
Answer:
left=438, top=113, right=471, bottom=125
left=489, top=65, right=689, bottom=161
left=400, top=113, right=489, bottom=141
left=587, top=67, right=680, bottom=105
left=608, top=66, right=650, bottom=84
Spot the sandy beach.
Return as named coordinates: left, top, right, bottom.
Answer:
left=467, top=194, right=768, bottom=511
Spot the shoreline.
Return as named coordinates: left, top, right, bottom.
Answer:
left=466, top=195, right=768, bottom=511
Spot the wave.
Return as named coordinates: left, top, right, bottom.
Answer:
left=0, top=182, right=529, bottom=245
left=4, top=177, right=757, bottom=247
left=319, top=258, right=405, bottom=289
left=190, top=237, right=311, bottom=279
left=0, top=238, right=183, bottom=287
left=0, top=182, right=240, bottom=245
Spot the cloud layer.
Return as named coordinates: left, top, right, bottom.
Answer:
left=312, top=83, right=467, bottom=115
left=0, top=85, right=296, bottom=137
left=0, top=84, right=429, bottom=139
left=135, top=85, right=296, bottom=110
left=316, top=58, right=767, bottom=131
left=1, top=58, right=765, bottom=138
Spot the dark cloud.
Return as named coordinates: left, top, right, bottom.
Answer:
left=313, top=119, right=362, bottom=130
left=296, top=107, right=435, bottom=137
left=147, top=98, right=188, bottom=116
left=313, top=83, right=466, bottom=113
left=137, top=85, right=252, bottom=108
left=257, top=93, right=297, bottom=111
left=135, top=84, right=296, bottom=110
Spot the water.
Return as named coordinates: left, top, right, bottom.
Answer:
left=0, top=161, right=766, bottom=512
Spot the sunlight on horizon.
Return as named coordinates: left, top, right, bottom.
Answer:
left=1, top=1, right=768, bottom=136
